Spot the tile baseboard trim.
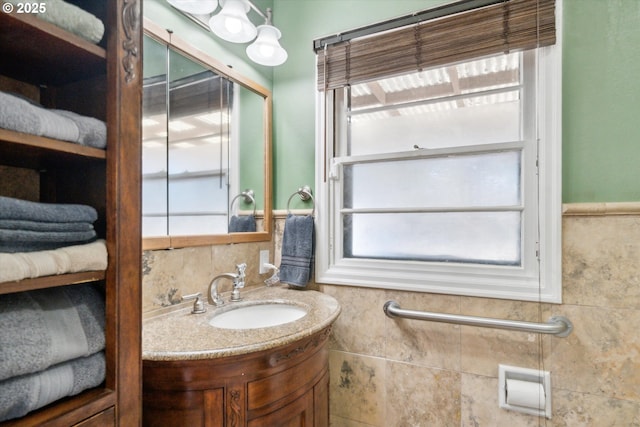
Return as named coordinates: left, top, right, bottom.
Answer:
left=563, top=202, right=640, bottom=216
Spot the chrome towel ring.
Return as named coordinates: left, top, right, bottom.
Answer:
left=230, top=189, right=256, bottom=216
left=286, top=185, right=315, bottom=216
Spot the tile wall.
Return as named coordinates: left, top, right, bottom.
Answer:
left=323, top=212, right=640, bottom=426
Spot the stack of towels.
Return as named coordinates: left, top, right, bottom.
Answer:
left=0, top=196, right=98, bottom=254
left=0, top=196, right=108, bottom=284
left=0, top=284, right=106, bottom=422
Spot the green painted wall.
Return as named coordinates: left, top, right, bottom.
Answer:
left=272, top=0, right=640, bottom=206
left=562, top=0, right=640, bottom=202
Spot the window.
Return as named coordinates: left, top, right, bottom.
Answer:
left=315, top=0, right=562, bottom=302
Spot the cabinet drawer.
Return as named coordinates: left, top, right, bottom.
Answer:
left=248, top=344, right=327, bottom=410
left=74, top=407, right=114, bottom=427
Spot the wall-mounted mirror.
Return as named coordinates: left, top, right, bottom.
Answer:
left=142, top=19, right=272, bottom=250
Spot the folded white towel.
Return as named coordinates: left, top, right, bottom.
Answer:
left=0, top=239, right=107, bottom=284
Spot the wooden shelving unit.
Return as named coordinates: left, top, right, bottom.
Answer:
left=0, top=1, right=142, bottom=425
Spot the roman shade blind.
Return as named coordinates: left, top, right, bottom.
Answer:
left=315, top=0, right=556, bottom=91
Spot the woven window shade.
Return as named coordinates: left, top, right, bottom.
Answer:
left=317, top=0, right=555, bottom=91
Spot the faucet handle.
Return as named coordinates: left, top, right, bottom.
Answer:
left=236, top=263, right=247, bottom=276
left=182, top=292, right=207, bottom=314
left=235, top=263, right=247, bottom=288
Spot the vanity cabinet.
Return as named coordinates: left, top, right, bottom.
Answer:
left=0, top=1, right=141, bottom=425
left=142, top=327, right=331, bottom=427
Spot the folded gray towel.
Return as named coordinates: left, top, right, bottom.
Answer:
left=0, top=196, right=98, bottom=223
left=279, top=214, right=314, bottom=288
left=0, top=91, right=108, bottom=150
left=0, top=91, right=79, bottom=142
left=3, top=0, right=105, bottom=44
left=0, top=229, right=96, bottom=243
left=0, top=219, right=94, bottom=232
left=229, top=214, right=257, bottom=232
left=53, top=110, right=107, bottom=149
left=0, top=228, right=97, bottom=253
left=0, top=352, right=106, bottom=422
left=0, top=284, right=105, bottom=381
left=0, top=91, right=40, bottom=136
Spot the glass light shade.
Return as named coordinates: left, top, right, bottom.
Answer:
left=209, top=0, right=257, bottom=43
left=246, top=25, right=288, bottom=66
left=167, top=0, right=218, bottom=15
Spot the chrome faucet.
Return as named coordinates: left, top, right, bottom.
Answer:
left=208, top=263, right=247, bottom=306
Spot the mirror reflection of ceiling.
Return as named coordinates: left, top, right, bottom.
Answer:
left=143, top=70, right=232, bottom=150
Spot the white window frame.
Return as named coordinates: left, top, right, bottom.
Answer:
left=315, top=6, right=562, bottom=303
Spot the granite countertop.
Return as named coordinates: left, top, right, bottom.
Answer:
left=142, top=285, right=341, bottom=361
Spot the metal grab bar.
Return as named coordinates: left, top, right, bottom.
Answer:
left=383, top=301, right=573, bottom=337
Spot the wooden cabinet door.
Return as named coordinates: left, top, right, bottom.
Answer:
left=143, top=389, right=223, bottom=427
left=247, top=391, right=313, bottom=427
left=204, top=389, right=224, bottom=427
left=314, top=372, right=329, bottom=427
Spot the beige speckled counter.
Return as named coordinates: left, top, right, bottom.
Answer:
left=142, top=285, right=341, bottom=361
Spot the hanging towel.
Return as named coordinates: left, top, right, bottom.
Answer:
left=279, top=214, right=314, bottom=288
left=0, top=352, right=106, bottom=422
left=229, top=214, right=257, bottom=232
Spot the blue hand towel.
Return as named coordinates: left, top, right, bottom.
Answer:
left=279, top=214, right=314, bottom=288
left=228, top=214, right=257, bottom=232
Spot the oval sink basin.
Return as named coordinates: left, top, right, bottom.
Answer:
left=209, top=303, right=307, bottom=329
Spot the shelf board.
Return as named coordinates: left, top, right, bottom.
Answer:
left=0, top=270, right=107, bottom=295
left=0, top=387, right=116, bottom=427
left=0, top=7, right=106, bottom=85
left=0, top=128, right=106, bottom=169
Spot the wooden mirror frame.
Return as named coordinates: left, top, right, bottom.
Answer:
left=142, top=18, right=272, bottom=250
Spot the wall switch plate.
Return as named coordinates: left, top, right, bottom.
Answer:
left=259, top=250, right=270, bottom=274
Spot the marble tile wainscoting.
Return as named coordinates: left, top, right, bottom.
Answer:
left=142, top=240, right=274, bottom=316
left=319, top=205, right=640, bottom=426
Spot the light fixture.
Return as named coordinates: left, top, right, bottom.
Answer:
left=167, top=0, right=218, bottom=15
left=167, top=0, right=288, bottom=66
left=246, top=9, right=287, bottom=66
left=209, top=0, right=257, bottom=43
